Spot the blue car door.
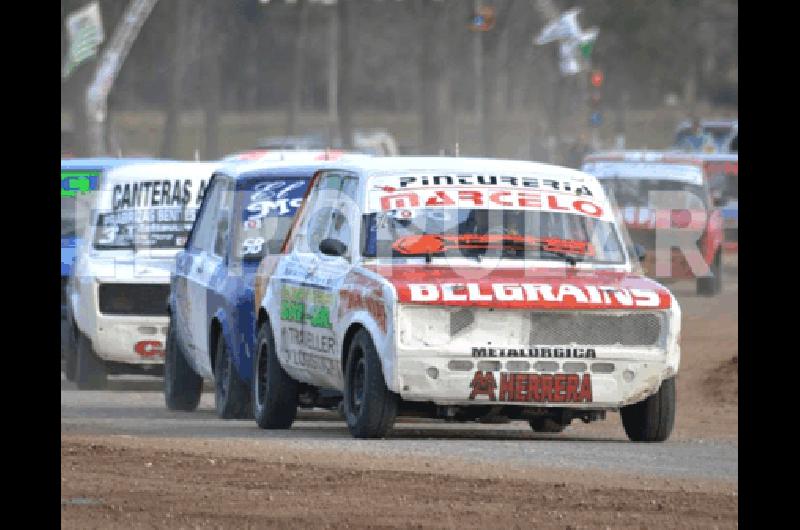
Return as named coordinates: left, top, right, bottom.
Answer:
left=179, top=177, right=229, bottom=376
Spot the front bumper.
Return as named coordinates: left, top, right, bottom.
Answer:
left=395, top=352, right=677, bottom=408
left=90, top=314, right=169, bottom=365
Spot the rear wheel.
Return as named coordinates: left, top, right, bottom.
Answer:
left=214, top=333, right=252, bottom=419
left=164, top=322, right=202, bottom=411
left=343, top=329, right=398, bottom=439
left=64, top=320, right=78, bottom=382
left=75, top=332, right=107, bottom=390
left=621, top=377, right=676, bottom=442
left=252, top=321, right=298, bottom=429
left=696, top=250, right=722, bottom=296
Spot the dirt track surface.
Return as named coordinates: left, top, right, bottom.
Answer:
left=61, top=258, right=738, bottom=528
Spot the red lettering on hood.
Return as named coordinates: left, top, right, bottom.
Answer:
left=134, top=340, right=164, bottom=357
left=364, top=265, right=672, bottom=310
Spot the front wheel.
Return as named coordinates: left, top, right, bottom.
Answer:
left=343, top=329, right=398, bottom=439
left=214, top=333, right=252, bottom=419
left=64, top=320, right=78, bottom=382
left=75, top=331, right=107, bottom=390
left=164, top=322, right=202, bottom=411
left=252, top=321, right=298, bottom=429
left=620, top=377, right=676, bottom=442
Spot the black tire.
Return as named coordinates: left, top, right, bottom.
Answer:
left=164, top=321, right=202, bottom=411
left=75, top=331, right=107, bottom=390
left=696, top=250, right=722, bottom=296
left=214, top=332, right=252, bottom=419
left=343, top=329, right=399, bottom=439
left=252, top=321, right=298, bottom=429
left=64, top=320, right=78, bottom=382
left=621, top=377, right=676, bottom=442
left=529, top=417, right=567, bottom=433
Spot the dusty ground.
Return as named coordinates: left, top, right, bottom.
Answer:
left=61, top=256, right=738, bottom=528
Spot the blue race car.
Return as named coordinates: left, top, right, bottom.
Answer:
left=165, top=162, right=342, bottom=418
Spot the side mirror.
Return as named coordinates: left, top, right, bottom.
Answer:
left=319, top=238, right=347, bottom=257
left=634, top=244, right=647, bottom=262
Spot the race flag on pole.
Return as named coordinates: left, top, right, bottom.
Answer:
left=62, top=2, right=104, bottom=79
left=534, top=7, right=598, bottom=76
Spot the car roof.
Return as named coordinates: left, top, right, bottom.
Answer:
left=327, top=156, right=595, bottom=180
left=221, top=149, right=372, bottom=163
left=61, top=157, right=167, bottom=171
left=214, top=159, right=358, bottom=180
left=584, top=150, right=702, bottom=164
left=675, top=119, right=738, bottom=130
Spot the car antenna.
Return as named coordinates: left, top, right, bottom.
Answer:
left=454, top=142, right=460, bottom=157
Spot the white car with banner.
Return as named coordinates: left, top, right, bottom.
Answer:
left=248, top=157, right=682, bottom=441
left=65, top=161, right=218, bottom=389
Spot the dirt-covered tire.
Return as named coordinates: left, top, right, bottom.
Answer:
left=252, top=321, right=298, bottom=429
left=696, top=250, right=722, bottom=296
left=343, top=329, right=399, bottom=439
left=75, top=331, right=107, bottom=390
left=529, top=417, right=567, bottom=433
left=64, top=320, right=78, bottom=382
left=621, top=377, right=676, bottom=442
left=214, top=332, right=252, bottom=419
left=164, top=322, right=202, bottom=411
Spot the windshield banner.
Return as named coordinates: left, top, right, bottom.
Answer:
left=367, top=174, right=610, bottom=220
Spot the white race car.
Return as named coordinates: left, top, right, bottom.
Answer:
left=245, top=157, right=681, bottom=441
left=65, top=161, right=218, bottom=389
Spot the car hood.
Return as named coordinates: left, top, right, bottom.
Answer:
left=364, top=264, right=673, bottom=310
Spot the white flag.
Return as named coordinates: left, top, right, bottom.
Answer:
left=62, top=2, right=105, bottom=79
left=535, top=7, right=599, bottom=76
left=535, top=8, right=582, bottom=45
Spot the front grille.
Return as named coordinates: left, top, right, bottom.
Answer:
left=529, top=312, right=662, bottom=346
left=98, top=283, right=169, bottom=316
left=450, top=307, right=475, bottom=335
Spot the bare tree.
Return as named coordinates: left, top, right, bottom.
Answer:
left=160, top=0, right=189, bottom=157
left=337, top=0, right=355, bottom=149
left=202, top=0, right=223, bottom=159
left=417, top=0, right=451, bottom=155
left=286, top=0, right=311, bottom=136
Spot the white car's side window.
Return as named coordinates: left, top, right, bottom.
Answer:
left=298, top=173, right=359, bottom=258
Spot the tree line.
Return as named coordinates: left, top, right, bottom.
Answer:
left=61, top=0, right=737, bottom=158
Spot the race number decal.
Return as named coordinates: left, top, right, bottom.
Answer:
left=242, top=237, right=265, bottom=255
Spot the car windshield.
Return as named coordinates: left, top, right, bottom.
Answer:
left=362, top=208, right=626, bottom=264
left=93, top=205, right=197, bottom=250
left=235, top=176, right=311, bottom=260
left=599, top=178, right=706, bottom=209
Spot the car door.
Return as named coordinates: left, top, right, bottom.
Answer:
left=284, top=173, right=359, bottom=388
left=181, top=177, right=230, bottom=376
